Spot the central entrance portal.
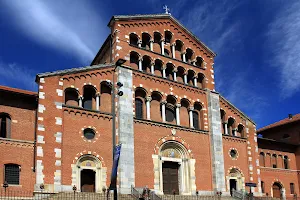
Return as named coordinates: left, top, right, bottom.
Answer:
left=81, top=169, right=96, bottom=192
left=229, top=179, right=237, bottom=196
left=162, top=161, right=179, bottom=195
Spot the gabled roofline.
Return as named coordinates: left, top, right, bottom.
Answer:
left=108, top=14, right=216, bottom=57
left=219, top=95, right=256, bottom=125
left=90, top=34, right=111, bottom=66
left=35, top=63, right=115, bottom=82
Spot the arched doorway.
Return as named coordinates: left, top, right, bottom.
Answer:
left=154, top=141, right=195, bottom=195
left=272, top=182, right=284, bottom=199
left=227, top=168, right=245, bottom=195
left=72, top=155, right=106, bottom=193
left=81, top=169, right=96, bottom=192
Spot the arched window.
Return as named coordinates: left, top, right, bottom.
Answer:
left=165, top=31, right=172, bottom=44
left=166, top=95, right=176, bottom=123
left=153, top=32, right=162, bottom=53
left=259, top=152, right=265, bottom=167
left=165, top=63, right=174, bottom=80
left=129, top=33, right=139, bottom=47
left=272, top=154, right=277, bottom=168
left=135, top=99, right=143, bottom=119
left=180, top=99, right=190, bottom=127
left=197, top=73, right=205, bottom=89
left=135, top=88, right=146, bottom=119
left=65, top=88, right=79, bottom=107
left=284, top=156, right=289, bottom=169
left=100, top=81, right=112, bottom=113
left=195, top=57, right=203, bottom=67
left=154, top=59, right=163, bottom=77
left=83, top=86, right=96, bottom=110
left=237, top=124, right=245, bottom=138
left=142, top=56, right=151, bottom=73
left=177, top=66, right=185, bottom=83
left=192, top=111, right=199, bottom=130
left=290, top=183, right=295, bottom=194
left=228, top=117, right=235, bottom=136
left=0, top=113, right=11, bottom=138
left=141, top=33, right=151, bottom=50
left=175, top=40, right=183, bottom=59
left=186, top=48, right=194, bottom=64
left=5, top=164, right=20, bottom=185
left=130, top=51, right=140, bottom=70
left=194, top=102, right=202, bottom=129
left=187, top=70, right=195, bottom=86
left=151, top=92, right=162, bottom=122
left=164, top=49, right=170, bottom=57
left=220, top=109, right=226, bottom=134
left=261, top=181, right=265, bottom=193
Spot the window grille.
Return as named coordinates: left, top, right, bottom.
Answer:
left=290, top=183, right=295, bottom=194
left=135, top=99, right=143, bottom=119
left=5, top=164, right=20, bottom=185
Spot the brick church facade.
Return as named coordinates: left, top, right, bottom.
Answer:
left=0, top=14, right=299, bottom=198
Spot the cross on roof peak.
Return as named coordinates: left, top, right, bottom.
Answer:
left=163, top=5, right=171, bottom=15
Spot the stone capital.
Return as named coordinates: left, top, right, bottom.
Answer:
left=175, top=103, right=181, bottom=108
left=188, top=107, right=194, bottom=111
left=146, top=96, right=152, bottom=102
left=223, top=121, right=228, bottom=124
left=138, top=40, right=142, bottom=44
left=96, top=92, right=100, bottom=97
left=161, top=100, right=167, bottom=105
left=172, top=69, right=178, bottom=73
left=150, top=39, right=154, bottom=43
left=79, top=96, right=84, bottom=100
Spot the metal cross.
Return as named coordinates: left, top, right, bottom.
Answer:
left=163, top=5, right=170, bottom=14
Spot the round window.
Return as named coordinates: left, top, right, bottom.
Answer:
left=83, top=128, right=95, bottom=140
left=230, top=149, right=238, bottom=159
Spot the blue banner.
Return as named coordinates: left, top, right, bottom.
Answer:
left=109, top=144, right=122, bottom=190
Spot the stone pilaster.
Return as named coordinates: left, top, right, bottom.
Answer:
left=207, top=91, right=226, bottom=192
left=117, top=67, right=135, bottom=194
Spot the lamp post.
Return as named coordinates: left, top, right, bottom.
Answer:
left=111, top=59, right=126, bottom=200
left=3, top=181, right=8, bottom=196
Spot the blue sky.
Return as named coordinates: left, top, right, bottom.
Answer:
left=0, top=0, right=299, bottom=128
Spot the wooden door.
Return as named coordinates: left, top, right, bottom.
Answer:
left=163, top=162, right=179, bottom=195
left=273, top=184, right=281, bottom=198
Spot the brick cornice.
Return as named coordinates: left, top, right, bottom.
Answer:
left=63, top=105, right=112, bottom=120
left=260, top=167, right=300, bottom=174
left=134, top=118, right=208, bottom=135
left=222, top=135, right=247, bottom=143
left=0, top=138, right=34, bottom=148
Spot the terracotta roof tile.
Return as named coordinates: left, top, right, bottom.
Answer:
left=0, top=85, right=37, bottom=96
left=258, top=113, right=300, bottom=132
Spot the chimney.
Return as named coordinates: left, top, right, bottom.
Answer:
left=288, top=114, right=293, bottom=119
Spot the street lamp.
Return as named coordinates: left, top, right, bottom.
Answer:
left=3, top=181, right=8, bottom=196
left=111, top=58, right=126, bottom=200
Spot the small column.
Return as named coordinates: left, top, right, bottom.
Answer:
left=189, top=107, right=194, bottom=128
left=96, top=93, right=100, bottom=111
left=173, top=69, right=177, bottom=81
left=161, top=101, right=167, bottom=122
left=184, top=73, right=188, bottom=84
left=193, top=77, right=197, bottom=87
left=171, top=43, right=176, bottom=59
left=138, top=58, right=143, bottom=71
left=150, top=63, right=155, bottom=75
left=138, top=40, right=142, bottom=48
left=176, top=103, right=181, bottom=125
left=150, top=40, right=154, bottom=51
left=233, top=128, right=237, bottom=137
left=161, top=39, right=165, bottom=55
left=146, top=96, right=152, bottom=120
left=191, top=60, right=196, bottom=66
left=224, top=122, right=228, bottom=135
left=79, top=96, right=83, bottom=107
left=182, top=52, right=186, bottom=62
left=162, top=67, right=166, bottom=78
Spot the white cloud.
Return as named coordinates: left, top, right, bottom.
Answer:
left=1, top=0, right=108, bottom=64
left=0, top=60, right=36, bottom=91
left=268, top=1, right=300, bottom=98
